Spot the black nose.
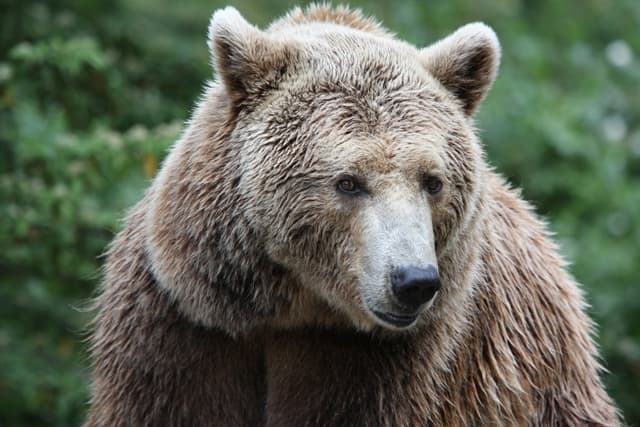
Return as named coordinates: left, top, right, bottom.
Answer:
left=391, top=265, right=441, bottom=310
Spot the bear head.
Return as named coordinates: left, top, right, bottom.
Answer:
left=146, top=6, right=500, bottom=335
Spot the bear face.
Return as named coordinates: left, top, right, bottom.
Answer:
left=209, top=8, right=499, bottom=331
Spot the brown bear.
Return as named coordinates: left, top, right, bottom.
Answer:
left=85, top=5, right=621, bottom=426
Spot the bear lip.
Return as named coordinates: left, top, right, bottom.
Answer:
left=372, top=310, right=419, bottom=328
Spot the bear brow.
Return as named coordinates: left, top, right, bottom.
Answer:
left=273, top=87, right=382, bottom=135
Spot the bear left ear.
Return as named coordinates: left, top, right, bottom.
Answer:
left=208, top=7, right=298, bottom=106
left=420, top=23, right=501, bottom=116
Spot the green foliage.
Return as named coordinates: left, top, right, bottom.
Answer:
left=1, top=0, right=638, bottom=425
left=1, top=95, right=178, bottom=425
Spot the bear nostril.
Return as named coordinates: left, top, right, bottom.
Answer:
left=390, top=265, right=441, bottom=310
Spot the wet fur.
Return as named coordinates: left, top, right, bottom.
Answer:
left=85, top=5, right=620, bottom=426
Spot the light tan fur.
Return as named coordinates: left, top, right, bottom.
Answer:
left=85, top=5, right=621, bottom=426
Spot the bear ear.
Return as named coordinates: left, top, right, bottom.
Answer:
left=420, top=23, right=501, bottom=116
left=208, top=7, right=297, bottom=106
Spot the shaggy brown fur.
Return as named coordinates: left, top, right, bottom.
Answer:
left=85, top=5, right=621, bottom=426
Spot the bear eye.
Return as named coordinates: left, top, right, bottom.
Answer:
left=336, top=176, right=361, bottom=195
left=424, top=175, right=443, bottom=195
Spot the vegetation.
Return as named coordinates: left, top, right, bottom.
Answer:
left=1, top=0, right=638, bottom=425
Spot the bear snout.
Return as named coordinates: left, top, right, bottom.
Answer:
left=390, top=265, right=441, bottom=311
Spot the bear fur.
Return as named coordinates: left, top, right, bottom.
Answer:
left=85, top=5, right=621, bottom=426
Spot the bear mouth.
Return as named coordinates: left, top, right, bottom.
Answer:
left=372, top=310, right=419, bottom=328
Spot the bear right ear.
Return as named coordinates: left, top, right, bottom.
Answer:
left=208, top=7, right=298, bottom=105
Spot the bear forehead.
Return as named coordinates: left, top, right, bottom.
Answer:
left=261, top=67, right=463, bottom=151
left=260, top=26, right=464, bottom=132
left=254, top=82, right=460, bottom=177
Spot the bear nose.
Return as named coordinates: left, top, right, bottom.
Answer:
left=390, top=265, right=441, bottom=310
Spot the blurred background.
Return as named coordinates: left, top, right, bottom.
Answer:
left=1, top=0, right=638, bottom=425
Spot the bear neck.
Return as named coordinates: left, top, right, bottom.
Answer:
left=144, top=86, right=299, bottom=337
